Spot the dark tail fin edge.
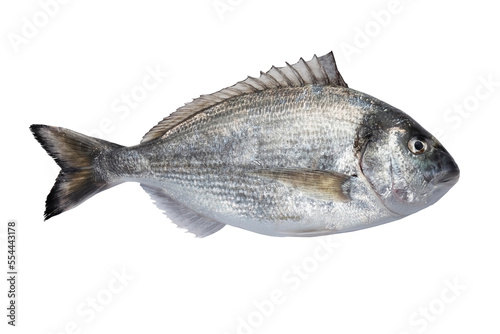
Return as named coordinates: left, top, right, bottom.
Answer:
left=30, top=125, right=122, bottom=220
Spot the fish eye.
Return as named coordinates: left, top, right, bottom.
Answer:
left=408, top=136, right=428, bottom=154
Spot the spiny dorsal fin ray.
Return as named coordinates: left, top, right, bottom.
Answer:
left=141, top=52, right=348, bottom=143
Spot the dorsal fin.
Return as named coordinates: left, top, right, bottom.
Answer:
left=141, top=52, right=348, bottom=143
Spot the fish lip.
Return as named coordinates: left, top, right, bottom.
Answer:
left=427, top=145, right=460, bottom=186
left=431, top=168, right=460, bottom=186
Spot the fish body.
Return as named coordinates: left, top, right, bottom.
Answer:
left=31, top=52, right=459, bottom=237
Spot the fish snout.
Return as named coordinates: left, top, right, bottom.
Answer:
left=433, top=169, right=460, bottom=185
left=430, top=160, right=460, bottom=188
left=425, top=144, right=460, bottom=188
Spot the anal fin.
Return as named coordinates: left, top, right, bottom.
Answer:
left=141, top=185, right=225, bottom=238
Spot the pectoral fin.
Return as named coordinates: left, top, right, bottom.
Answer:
left=250, top=169, right=352, bottom=202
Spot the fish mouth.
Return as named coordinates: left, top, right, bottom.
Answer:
left=426, top=166, right=460, bottom=206
left=391, top=159, right=460, bottom=205
left=431, top=168, right=460, bottom=187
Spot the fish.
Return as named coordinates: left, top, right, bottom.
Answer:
left=30, top=52, right=459, bottom=237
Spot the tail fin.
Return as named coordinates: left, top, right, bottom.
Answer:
left=30, top=125, right=123, bottom=220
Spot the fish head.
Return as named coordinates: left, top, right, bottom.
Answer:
left=359, top=107, right=459, bottom=216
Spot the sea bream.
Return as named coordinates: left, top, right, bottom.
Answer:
left=30, top=52, right=459, bottom=237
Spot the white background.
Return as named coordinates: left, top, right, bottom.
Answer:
left=1, top=0, right=499, bottom=333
